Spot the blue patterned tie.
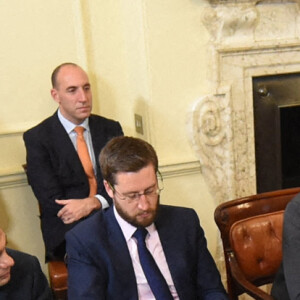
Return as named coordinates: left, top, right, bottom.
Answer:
left=133, top=228, right=173, bottom=300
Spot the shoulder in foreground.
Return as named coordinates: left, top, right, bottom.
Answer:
left=286, top=192, right=300, bottom=213
left=6, top=248, right=37, bottom=263
left=160, top=204, right=195, bottom=212
left=159, top=204, right=197, bottom=218
left=66, top=209, right=107, bottom=238
left=156, top=205, right=201, bottom=232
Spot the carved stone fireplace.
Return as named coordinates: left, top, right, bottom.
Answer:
left=188, top=0, right=300, bottom=203
left=187, top=0, right=300, bottom=293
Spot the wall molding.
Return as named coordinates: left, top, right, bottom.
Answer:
left=0, top=160, right=201, bottom=190
left=0, top=130, right=23, bottom=137
left=0, top=129, right=202, bottom=188
left=0, top=171, right=28, bottom=189
left=160, top=160, right=201, bottom=178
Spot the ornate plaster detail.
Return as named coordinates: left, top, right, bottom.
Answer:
left=207, top=0, right=300, bottom=6
left=190, top=1, right=300, bottom=205
left=202, top=5, right=258, bottom=43
left=188, top=91, right=236, bottom=204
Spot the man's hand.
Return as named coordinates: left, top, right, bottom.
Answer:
left=56, top=197, right=101, bottom=224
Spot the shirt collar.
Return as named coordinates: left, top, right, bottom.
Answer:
left=113, top=205, right=156, bottom=242
left=57, top=109, right=89, bottom=134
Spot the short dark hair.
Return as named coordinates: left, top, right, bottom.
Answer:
left=51, top=62, right=79, bottom=88
left=99, top=136, right=159, bottom=185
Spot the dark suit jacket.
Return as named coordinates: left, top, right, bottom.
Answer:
left=66, top=205, right=229, bottom=300
left=23, top=112, right=123, bottom=260
left=271, top=193, right=300, bottom=300
left=0, top=248, right=52, bottom=299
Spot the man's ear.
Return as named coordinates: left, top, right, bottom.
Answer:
left=103, top=180, right=114, bottom=198
left=50, top=88, right=60, bottom=104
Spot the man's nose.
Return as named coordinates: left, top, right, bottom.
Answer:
left=78, top=88, right=88, bottom=102
left=137, top=194, right=150, bottom=210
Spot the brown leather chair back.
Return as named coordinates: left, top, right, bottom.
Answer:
left=215, top=187, right=300, bottom=300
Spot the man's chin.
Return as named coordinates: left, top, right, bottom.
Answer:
left=132, top=212, right=157, bottom=228
left=115, top=200, right=159, bottom=228
left=78, top=112, right=91, bottom=119
left=135, top=219, right=154, bottom=228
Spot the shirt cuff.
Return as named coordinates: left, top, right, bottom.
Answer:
left=94, top=195, right=110, bottom=209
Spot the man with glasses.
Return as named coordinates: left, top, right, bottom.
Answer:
left=66, top=136, right=229, bottom=300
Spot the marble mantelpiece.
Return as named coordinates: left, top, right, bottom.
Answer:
left=187, top=2, right=300, bottom=296
left=188, top=1, right=300, bottom=204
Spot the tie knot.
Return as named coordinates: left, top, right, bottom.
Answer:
left=74, top=126, right=85, bottom=136
left=133, top=227, right=148, bottom=242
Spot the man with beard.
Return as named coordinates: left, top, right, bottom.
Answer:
left=66, top=136, right=229, bottom=300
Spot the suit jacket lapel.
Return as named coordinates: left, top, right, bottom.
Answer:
left=89, top=115, right=102, bottom=177
left=89, top=115, right=104, bottom=159
left=105, top=208, right=139, bottom=299
left=155, top=206, right=186, bottom=299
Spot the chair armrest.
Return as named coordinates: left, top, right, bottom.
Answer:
left=229, top=254, right=274, bottom=300
left=48, top=260, right=68, bottom=298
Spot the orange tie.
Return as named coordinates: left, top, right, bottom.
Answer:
left=74, top=126, right=97, bottom=196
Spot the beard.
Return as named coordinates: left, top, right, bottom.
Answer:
left=115, top=197, right=160, bottom=228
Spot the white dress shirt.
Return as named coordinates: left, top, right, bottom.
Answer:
left=57, top=109, right=109, bottom=208
left=114, top=206, right=179, bottom=299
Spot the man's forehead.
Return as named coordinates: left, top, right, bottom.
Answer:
left=115, top=166, right=156, bottom=186
left=58, top=65, right=88, bottom=81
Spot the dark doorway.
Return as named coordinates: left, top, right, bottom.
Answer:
left=253, top=73, right=300, bottom=193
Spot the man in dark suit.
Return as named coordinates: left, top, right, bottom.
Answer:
left=0, top=228, right=52, bottom=299
left=66, top=136, right=229, bottom=299
left=23, top=63, right=123, bottom=261
left=271, top=192, right=300, bottom=300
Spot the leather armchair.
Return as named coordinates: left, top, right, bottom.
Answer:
left=214, top=187, right=300, bottom=300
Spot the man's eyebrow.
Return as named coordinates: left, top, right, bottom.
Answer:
left=66, top=83, right=90, bottom=90
left=83, top=83, right=91, bottom=89
left=124, top=183, right=156, bottom=194
left=66, top=85, right=77, bottom=90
